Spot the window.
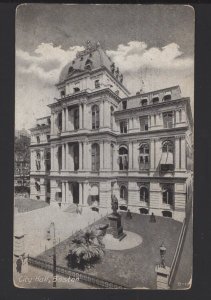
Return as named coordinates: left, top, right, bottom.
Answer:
left=58, top=146, right=62, bottom=172
left=91, top=143, right=100, bottom=171
left=119, top=146, right=128, bottom=170
left=163, top=94, right=171, bottom=101
left=60, top=90, right=65, bottom=97
left=73, top=143, right=79, bottom=171
left=35, top=180, right=40, bottom=192
left=36, top=136, right=40, bottom=144
left=122, top=100, right=127, bottom=110
left=92, top=105, right=100, bottom=129
left=140, top=116, right=148, bottom=131
left=141, top=98, right=148, bottom=106
left=68, top=66, right=73, bottom=74
left=74, top=108, right=79, bottom=130
left=73, top=87, right=80, bottom=93
left=152, top=97, right=159, bottom=104
left=46, top=181, right=50, bottom=193
left=45, top=151, right=51, bottom=171
left=139, top=143, right=150, bottom=170
left=58, top=112, right=62, bottom=132
left=120, top=120, right=127, bottom=133
left=163, top=111, right=174, bottom=128
left=161, top=140, right=174, bottom=172
left=111, top=144, right=114, bottom=170
left=162, top=184, right=174, bottom=205
left=95, top=80, right=100, bottom=88
left=162, top=140, right=173, bottom=154
left=179, top=110, right=182, bottom=123
left=140, top=186, right=149, bottom=202
left=120, top=185, right=128, bottom=201
left=47, top=135, right=50, bottom=142
left=110, top=106, right=114, bottom=130
left=85, top=59, right=93, bottom=70
left=36, top=152, right=41, bottom=171
left=154, top=115, right=156, bottom=126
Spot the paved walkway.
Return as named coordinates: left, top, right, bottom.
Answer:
left=14, top=205, right=107, bottom=257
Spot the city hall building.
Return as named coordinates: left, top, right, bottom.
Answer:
left=29, top=41, right=193, bottom=222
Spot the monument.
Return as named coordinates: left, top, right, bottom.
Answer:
left=107, top=195, right=126, bottom=241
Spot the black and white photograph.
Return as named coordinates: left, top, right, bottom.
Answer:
left=14, top=4, right=194, bottom=289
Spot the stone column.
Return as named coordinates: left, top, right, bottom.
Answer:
left=175, top=137, right=180, bottom=170
left=154, top=138, right=162, bottom=170
left=104, top=142, right=110, bottom=169
left=87, top=143, right=92, bottom=170
left=83, top=181, right=89, bottom=206
left=104, top=101, right=110, bottom=128
left=150, top=139, right=155, bottom=170
left=62, top=144, right=65, bottom=170
left=66, top=143, right=69, bottom=170
left=65, top=181, right=69, bottom=203
left=79, top=142, right=83, bottom=170
left=62, top=108, right=65, bottom=132
left=83, top=103, right=87, bottom=129
left=79, top=104, right=83, bottom=129
left=100, top=101, right=104, bottom=128
left=114, top=144, right=119, bottom=171
left=51, top=113, right=55, bottom=135
left=66, top=107, right=69, bottom=131
left=79, top=182, right=83, bottom=205
left=62, top=181, right=66, bottom=203
left=129, top=142, right=133, bottom=170
left=181, top=136, right=186, bottom=169
left=133, top=142, right=139, bottom=170
left=100, top=141, right=104, bottom=170
left=50, top=146, right=54, bottom=171
left=181, top=108, right=186, bottom=123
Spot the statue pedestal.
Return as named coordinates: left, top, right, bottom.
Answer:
left=107, top=213, right=126, bottom=240
left=155, top=265, right=170, bottom=289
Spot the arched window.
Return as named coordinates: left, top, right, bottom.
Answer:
left=36, top=152, right=41, bottom=171
left=140, top=186, right=149, bottom=202
left=110, top=106, right=114, bottom=130
left=163, top=111, right=174, bottom=128
left=163, top=94, right=171, bottom=101
left=95, top=80, right=100, bottom=88
left=139, top=143, right=149, bottom=170
left=91, top=143, right=100, bottom=171
left=85, top=59, right=93, bottom=70
left=119, top=146, right=128, bottom=170
left=92, top=105, right=100, bottom=129
left=120, top=185, right=128, bottom=201
left=45, top=151, right=51, bottom=171
left=162, top=184, right=174, bottom=205
left=74, top=108, right=79, bottom=130
left=141, top=98, right=148, bottom=106
left=161, top=140, right=174, bottom=171
left=111, top=143, right=114, bottom=170
left=152, top=97, right=159, bottom=104
left=162, top=140, right=174, bottom=153
left=36, top=136, right=40, bottom=144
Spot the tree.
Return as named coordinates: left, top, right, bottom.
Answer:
left=66, top=227, right=105, bottom=270
left=14, top=135, right=30, bottom=191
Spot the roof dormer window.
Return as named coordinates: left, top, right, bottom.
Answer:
left=68, top=66, right=73, bottom=74
left=141, top=98, right=148, bottom=106
left=73, top=87, right=80, bottom=93
left=85, top=59, right=93, bottom=70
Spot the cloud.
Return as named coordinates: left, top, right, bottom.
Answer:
left=107, top=41, right=193, bottom=73
left=16, top=43, right=84, bottom=84
left=15, top=41, right=194, bottom=130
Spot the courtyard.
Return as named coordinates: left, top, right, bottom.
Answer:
left=14, top=194, right=49, bottom=213
left=37, top=212, right=182, bottom=289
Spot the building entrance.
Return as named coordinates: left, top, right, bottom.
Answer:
left=72, top=182, right=79, bottom=204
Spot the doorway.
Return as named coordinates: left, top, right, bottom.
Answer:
left=72, top=182, right=79, bottom=204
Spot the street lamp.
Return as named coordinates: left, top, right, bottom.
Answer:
left=46, top=222, right=57, bottom=287
left=159, top=242, right=166, bottom=268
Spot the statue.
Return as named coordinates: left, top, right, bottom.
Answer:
left=119, top=73, right=123, bottom=83
left=111, top=195, right=118, bottom=214
left=110, top=63, right=115, bottom=74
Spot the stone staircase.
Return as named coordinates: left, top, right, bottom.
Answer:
left=63, top=203, right=78, bottom=213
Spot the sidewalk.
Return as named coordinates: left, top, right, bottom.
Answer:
left=14, top=205, right=107, bottom=257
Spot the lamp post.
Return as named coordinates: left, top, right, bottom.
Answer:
left=159, top=242, right=166, bottom=268
left=46, top=222, right=57, bottom=287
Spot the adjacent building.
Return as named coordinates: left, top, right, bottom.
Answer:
left=29, top=41, right=193, bottom=222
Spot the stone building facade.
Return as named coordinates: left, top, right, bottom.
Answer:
left=30, top=41, right=193, bottom=222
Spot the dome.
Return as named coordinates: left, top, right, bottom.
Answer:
left=58, top=41, right=114, bottom=84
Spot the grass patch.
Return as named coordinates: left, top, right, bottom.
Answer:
left=37, top=212, right=182, bottom=289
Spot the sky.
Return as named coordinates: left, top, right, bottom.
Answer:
left=15, top=4, right=194, bottom=130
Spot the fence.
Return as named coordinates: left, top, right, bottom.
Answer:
left=168, top=197, right=192, bottom=287
left=28, top=256, right=127, bottom=289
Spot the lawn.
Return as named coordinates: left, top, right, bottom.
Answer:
left=14, top=195, right=49, bottom=213
left=37, top=213, right=182, bottom=289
